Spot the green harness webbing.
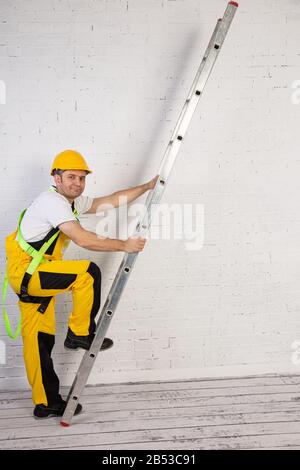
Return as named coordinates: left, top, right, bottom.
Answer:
left=2, top=188, right=79, bottom=339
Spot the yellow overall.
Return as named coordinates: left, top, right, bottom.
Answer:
left=5, top=228, right=101, bottom=406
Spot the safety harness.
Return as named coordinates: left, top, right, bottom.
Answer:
left=2, top=190, right=78, bottom=339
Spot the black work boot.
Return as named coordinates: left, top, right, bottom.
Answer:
left=33, top=399, right=82, bottom=419
left=64, top=327, right=113, bottom=351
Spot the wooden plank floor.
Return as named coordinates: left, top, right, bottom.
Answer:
left=1, top=374, right=300, bottom=450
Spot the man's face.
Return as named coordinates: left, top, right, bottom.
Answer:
left=54, top=170, right=87, bottom=200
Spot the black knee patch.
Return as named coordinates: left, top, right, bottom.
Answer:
left=39, top=272, right=77, bottom=290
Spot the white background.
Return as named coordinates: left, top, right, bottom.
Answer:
left=1, top=0, right=300, bottom=390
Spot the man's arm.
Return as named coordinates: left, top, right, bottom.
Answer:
left=86, top=175, right=159, bottom=214
left=58, top=220, right=146, bottom=253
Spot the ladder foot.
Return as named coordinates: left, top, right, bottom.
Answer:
left=60, top=421, right=70, bottom=427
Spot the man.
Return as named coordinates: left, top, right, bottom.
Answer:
left=5, top=149, right=157, bottom=419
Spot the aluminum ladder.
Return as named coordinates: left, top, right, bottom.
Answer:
left=61, top=1, right=239, bottom=427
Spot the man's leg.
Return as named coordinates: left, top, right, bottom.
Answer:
left=69, top=261, right=101, bottom=335
left=20, top=297, right=61, bottom=406
left=64, top=262, right=115, bottom=350
left=20, top=296, right=83, bottom=418
left=32, top=259, right=113, bottom=348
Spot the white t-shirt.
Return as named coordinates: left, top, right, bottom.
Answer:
left=20, top=187, right=93, bottom=242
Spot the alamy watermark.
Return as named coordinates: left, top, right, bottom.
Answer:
left=291, top=340, right=300, bottom=365
left=0, top=340, right=6, bottom=364
left=0, top=80, right=6, bottom=104
left=95, top=197, right=205, bottom=251
left=291, top=80, right=300, bottom=105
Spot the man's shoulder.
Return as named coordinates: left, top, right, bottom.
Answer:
left=36, top=188, right=69, bottom=204
left=29, top=188, right=71, bottom=213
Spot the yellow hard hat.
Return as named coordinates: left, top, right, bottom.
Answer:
left=50, top=149, right=92, bottom=175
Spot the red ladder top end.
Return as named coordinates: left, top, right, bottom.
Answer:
left=229, top=1, right=239, bottom=6
left=60, top=421, right=70, bottom=427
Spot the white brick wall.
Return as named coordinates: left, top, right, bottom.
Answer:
left=1, top=0, right=300, bottom=392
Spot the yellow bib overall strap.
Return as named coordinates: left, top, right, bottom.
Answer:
left=3, top=193, right=78, bottom=339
